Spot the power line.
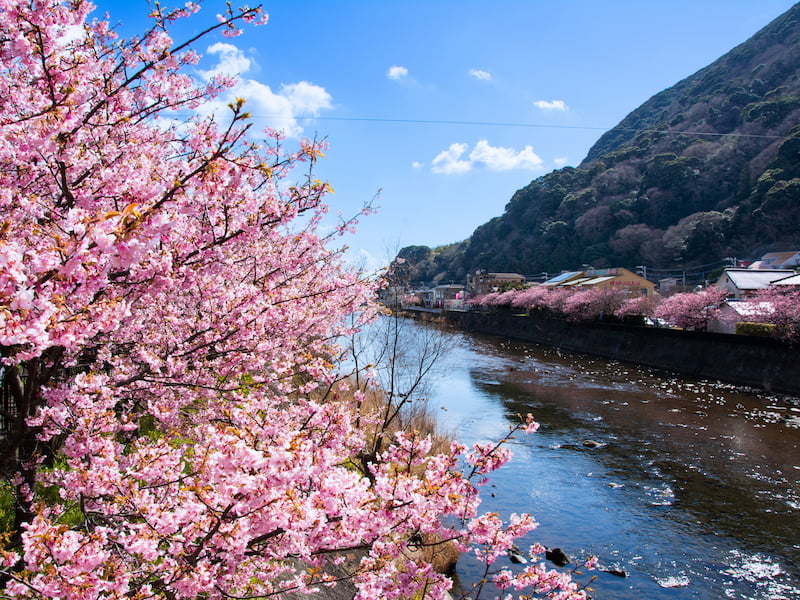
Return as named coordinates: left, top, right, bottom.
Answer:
left=642, top=259, right=731, bottom=274
left=273, top=115, right=786, bottom=140
left=169, top=110, right=788, bottom=140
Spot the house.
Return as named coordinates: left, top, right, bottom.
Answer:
left=467, top=271, right=526, bottom=296
left=542, top=267, right=655, bottom=298
left=379, top=283, right=411, bottom=307
left=714, top=268, right=795, bottom=299
left=579, top=268, right=656, bottom=297
left=771, top=273, right=800, bottom=287
left=419, top=288, right=435, bottom=308
left=431, top=284, right=465, bottom=309
left=658, top=277, right=679, bottom=294
left=748, top=251, right=800, bottom=270
left=707, top=301, right=772, bottom=334
left=541, top=271, right=585, bottom=287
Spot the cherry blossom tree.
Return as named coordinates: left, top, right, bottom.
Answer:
left=654, top=287, right=728, bottom=331
left=561, top=288, right=625, bottom=323
left=401, top=293, right=422, bottom=306
left=614, top=294, right=656, bottom=321
left=511, top=285, right=554, bottom=310
left=493, top=288, right=521, bottom=307
left=0, top=2, right=587, bottom=599
left=465, top=295, right=485, bottom=309
left=748, top=287, right=800, bottom=342
left=468, top=292, right=500, bottom=309
left=540, top=287, right=574, bottom=315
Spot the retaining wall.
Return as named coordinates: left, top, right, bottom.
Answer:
left=443, top=309, right=800, bottom=396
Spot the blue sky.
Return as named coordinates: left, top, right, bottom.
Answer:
left=93, top=0, right=797, bottom=273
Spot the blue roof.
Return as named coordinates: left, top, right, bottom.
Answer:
left=543, top=271, right=582, bottom=285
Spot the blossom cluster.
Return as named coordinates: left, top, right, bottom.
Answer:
left=467, top=286, right=625, bottom=323
left=0, top=2, right=586, bottom=599
left=467, top=284, right=800, bottom=339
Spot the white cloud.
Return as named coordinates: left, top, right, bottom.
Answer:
left=554, top=157, right=569, bottom=167
left=281, top=81, right=332, bottom=115
left=195, top=43, right=331, bottom=138
left=386, top=65, right=409, bottom=80
left=431, top=143, right=472, bottom=175
left=470, top=140, right=543, bottom=171
left=469, top=69, right=492, bottom=81
left=533, top=99, right=568, bottom=111
left=200, top=42, right=253, bottom=78
left=432, top=140, right=544, bottom=174
left=412, top=161, right=424, bottom=169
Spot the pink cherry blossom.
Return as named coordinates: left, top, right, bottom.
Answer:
left=747, top=287, right=800, bottom=342
left=561, top=287, right=625, bottom=322
left=655, top=287, right=728, bottom=330
left=0, top=2, right=583, bottom=599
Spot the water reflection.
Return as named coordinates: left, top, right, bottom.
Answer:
left=427, top=327, right=800, bottom=599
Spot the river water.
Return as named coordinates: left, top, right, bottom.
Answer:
left=417, top=323, right=800, bottom=599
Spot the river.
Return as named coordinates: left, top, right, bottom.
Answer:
left=416, top=322, right=800, bottom=599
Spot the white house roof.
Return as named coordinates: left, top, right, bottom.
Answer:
left=719, top=269, right=794, bottom=290
left=582, top=275, right=617, bottom=286
left=772, top=273, right=800, bottom=286
left=562, top=277, right=592, bottom=286
left=482, top=272, right=525, bottom=279
left=562, top=275, right=617, bottom=287
left=723, top=301, right=773, bottom=318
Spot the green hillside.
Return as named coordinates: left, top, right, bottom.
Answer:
left=398, top=4, right=800, bottom=285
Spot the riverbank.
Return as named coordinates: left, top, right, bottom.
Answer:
left=403, top=308, right=800, bottom=396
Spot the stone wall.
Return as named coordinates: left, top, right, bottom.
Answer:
left=444, top=310, right=800, bottom=396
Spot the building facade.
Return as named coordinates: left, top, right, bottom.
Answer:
left=715, top=268, right=795, bottom=299
left=542, top=267, right=655, bottom=297
left=467, top=271, right=526, bottom=296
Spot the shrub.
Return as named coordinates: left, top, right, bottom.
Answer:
left=735, top=322, right=777, bottom=337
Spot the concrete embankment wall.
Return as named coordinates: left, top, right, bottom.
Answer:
left=443, top=309, right=800, bottom=396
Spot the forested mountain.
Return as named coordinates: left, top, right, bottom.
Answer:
left=398, top=4, right=800, bottom=285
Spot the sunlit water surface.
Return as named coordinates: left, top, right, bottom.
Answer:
left=419, top=323, right=800, bottom=599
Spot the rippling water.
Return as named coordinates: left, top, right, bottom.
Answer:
left=423, top=325, right=800, bottom=599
